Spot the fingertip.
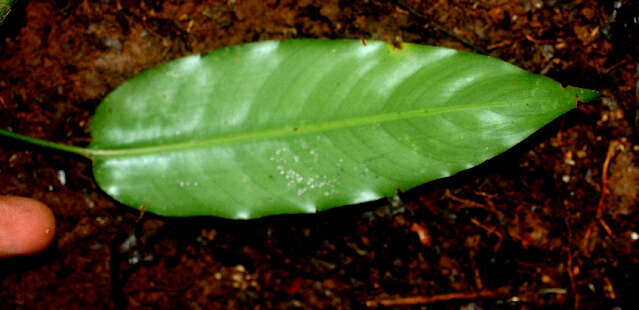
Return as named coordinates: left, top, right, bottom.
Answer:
left=0, top=195, right=56, bottom=257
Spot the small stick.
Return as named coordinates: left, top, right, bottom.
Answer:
left=524, top=34, right=557, bottom=44
left=470, top=250, right=483, bottom=289
left=486, top=41, right=510, bottom=50
left=603, top=58, right=631, bottom=74
left=596, top=141, right=620, bottom=236
left=471, top=218, right=504, bottom=252
left=366, top=287, right=510, bottom=308
left=581, top=141, right=621, bottom=256
left=563, top=206, right=579, bottom=310
left=392, top=0, right=488, bottom=54
left=444, top=189, right=504, bottom=219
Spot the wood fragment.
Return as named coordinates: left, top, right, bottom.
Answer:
left=603, top=276, right=616, bottom=300
left=410, top=222, right=431, bottom=246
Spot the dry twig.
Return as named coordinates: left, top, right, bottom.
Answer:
left=563, top=204, right=579, bottom=310
left=391, top=0, right=487, bottom=54
left=470, top=250, right=483, bottom=289
left=470, top=218, right=504, bottom=252
left=582, top=141, right=621, bottom=255
left=596, top=141, right=620, bottom=236
left=444, top=189, right=504, bottom=219
left=366, top=287, right=510, bottom=308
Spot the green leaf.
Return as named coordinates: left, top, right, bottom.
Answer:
left=0, top=39, right=599, bottom=218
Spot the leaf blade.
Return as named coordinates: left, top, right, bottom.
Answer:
left=88, top=39, right=597, bottom=218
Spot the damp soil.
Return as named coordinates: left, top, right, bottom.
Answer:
left=1, top=0, right=638, bottom=309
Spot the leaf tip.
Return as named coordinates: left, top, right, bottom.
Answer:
left=567, top=86, right=601, bottom=104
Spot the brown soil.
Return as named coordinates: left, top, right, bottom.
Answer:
left=1, top=0, right=638, bottom=309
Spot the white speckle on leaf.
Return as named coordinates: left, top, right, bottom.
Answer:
left=235, top=210, right=250, bottom=219
left=300, top=203, right=316, bottom=213
left=271, top=147, right=339, bottom=196
left=106, top=186, right=119, bottom=196
left=353, top=190, right=381, bottom=203
left=360, top=163, right=369, bottom=177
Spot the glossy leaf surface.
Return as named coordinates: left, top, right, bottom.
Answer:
left=17, top=40, right=601, bottom=218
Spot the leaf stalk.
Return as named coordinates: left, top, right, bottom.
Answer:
left=0, top=128, right=93, bottom=159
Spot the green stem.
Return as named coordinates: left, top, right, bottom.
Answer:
left=0, top=0, right=15, bottom=25
left=0, top=128, right=93, bottom=159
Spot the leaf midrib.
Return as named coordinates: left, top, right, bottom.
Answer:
left=88, top=100, right=520, bottom=158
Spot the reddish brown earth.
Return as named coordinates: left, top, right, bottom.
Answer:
left=1, top=0, right=638, bottom=309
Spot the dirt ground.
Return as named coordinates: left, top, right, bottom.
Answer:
left=1, top=0, right=638, bottom=309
